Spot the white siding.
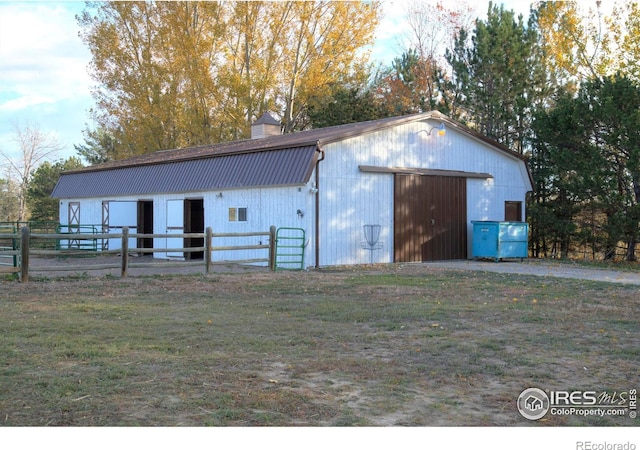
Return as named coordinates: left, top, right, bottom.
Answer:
left=57, top=118, right=530, bottom=267
left=59, top=198, right=103, bottom=227
left=61, top=186, right=315, bottom=266
left=316, top=119, right=531, bottom=265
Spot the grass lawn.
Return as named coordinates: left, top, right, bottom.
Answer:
left=0, top=264, right=638, bottom=426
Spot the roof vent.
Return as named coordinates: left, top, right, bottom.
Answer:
left=251, top=112, right=282, bottom=139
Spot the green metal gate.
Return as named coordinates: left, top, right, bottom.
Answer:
left=275, top=228, right=305, bottom=270
left=0, top=223, right=18, bottom=268
left=56, top=224, right=100, bottom=251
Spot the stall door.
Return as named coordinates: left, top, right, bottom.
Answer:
left=63, top=202, right=81, bottom=248
left=137, top=200, right=154, bottom=254
left=184, top=199, right=204, bottom=260
left=106, top=201, right=137, bottom=251
left=166, top=199, right=184, bottom=259
left=394, top=175, right=467, bottom=262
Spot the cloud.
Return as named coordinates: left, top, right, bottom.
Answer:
left=369, top=1, right=410, bottom=64
left=0, top=1, right=93, bottom=158
left=0, top=2, right=92, bottom=107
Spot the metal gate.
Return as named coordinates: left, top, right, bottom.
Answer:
left=275, top=227, right=305, bottom=270
left=0, top=223, right=18, bottom=268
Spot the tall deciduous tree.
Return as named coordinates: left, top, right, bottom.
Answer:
left=278, top=1, right=380, bottom=133
left=402, top=0, right=474, bottom=66
left=0, top=178, right=19, bottom=222
left=78, top=1, right=226, bottom=157
left=78, top=1, right=380, bottom=157
left=605, top=2, right=640, bottom=84
left=534, top=1, right=610, bottom=93
left=0, top=123, right=64, bottom=221
left=405, top=1, right=475, bottom=114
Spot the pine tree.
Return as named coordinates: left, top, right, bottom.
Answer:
left=533, top=76, right=640, bottom=260
left=446, top=3, right=540, bottom=154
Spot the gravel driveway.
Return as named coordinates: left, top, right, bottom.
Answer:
left=423, top=259, right=640, bottom=285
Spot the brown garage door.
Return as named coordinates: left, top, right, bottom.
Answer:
left=394, top=174, right=467, bottom=262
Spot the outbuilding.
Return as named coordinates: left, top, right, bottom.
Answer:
left=51, top=111, right=533, bottom=268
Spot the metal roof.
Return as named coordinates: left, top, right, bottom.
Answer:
left=52, top=111, right=532, bottom=198
left=252, top=112, right=281, bottom=126
left=52, top=145, right=318, bottom=198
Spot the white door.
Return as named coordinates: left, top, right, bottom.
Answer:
left=107, top=201, right=137, bottom=251
left=60, top=202, right=81, bottom=249
left=166, top=199, right=184, bottom=259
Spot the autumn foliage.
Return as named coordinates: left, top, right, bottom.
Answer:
left=78, top=1, right=380, bottom=158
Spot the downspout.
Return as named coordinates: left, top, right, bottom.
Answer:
left=315, top=143, right=325, bottom=268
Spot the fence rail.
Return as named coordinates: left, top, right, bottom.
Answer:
left=0, top=226, right=277, bottom=282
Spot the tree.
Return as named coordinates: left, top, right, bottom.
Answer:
left=78, top=1, right=227, bottom=157
left=278, top=1, right=380, bottom=133
left=401, top=0, right=474, bottom=66
left=27, top=158, right=84, bottom=222
left=446, top=2, right=541, bottom=153
left=534, top=1, right=610, bottom=93
left=605, top=2, right=640, bottom=84
left=531, top=90, right=593, bottom=258
left=74, top=126, right=116, bottom=165
left=385, top=49, right=434, bottom=114
left=0, top=123, right=64, bottom=221
left=589, top=75, right=640, bottom=261
left=0, top=178, right=19, bottom=222
left=441, top=27, right=473, bottom=120
left=78, top=1, right=380, bottom=157
left=400, top=1, right=475, bottom=117
left=307, top=84, right=383, bottom=128
left=533, top=75, right=640, bottom=261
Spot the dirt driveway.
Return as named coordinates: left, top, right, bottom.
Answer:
left=424, top=259, right=640, bottom=285
left=22, top=255, right=640, bottom=285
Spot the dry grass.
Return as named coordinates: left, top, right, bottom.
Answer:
left=0, top=264, right=638, bottom=426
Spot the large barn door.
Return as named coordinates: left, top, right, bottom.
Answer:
left=394, top=175, right=467, bottom=262
left=166, top=199, right=184, bottom=259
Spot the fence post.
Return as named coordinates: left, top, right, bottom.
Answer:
left=205, top=227, right=212, bottom=274
left=13, top=229, right=18, bottom=268
left=269, top=225, right=276, bottom=272
left=20, top=226, right=29, bottom=283
left=121, top=226, right=129, bottom=278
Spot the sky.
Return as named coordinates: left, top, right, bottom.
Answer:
left=0, top=0, right=535, bottom=163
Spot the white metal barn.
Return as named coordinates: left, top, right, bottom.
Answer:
left=51, top=111, right=533, bottom=268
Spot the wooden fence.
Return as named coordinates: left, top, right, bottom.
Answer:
left=0, top=226, right=277, bottom=282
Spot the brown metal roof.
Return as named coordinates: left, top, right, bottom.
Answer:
left=52, top=146, right=318, bottom=198
left=52, top=111, right=531, bottom=198
left=62, top=112, right=466, bottom=174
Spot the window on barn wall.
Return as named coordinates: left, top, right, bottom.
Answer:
left=228, top=207, right=247, bottom=222
left=505, top=201, right=522, bottom=222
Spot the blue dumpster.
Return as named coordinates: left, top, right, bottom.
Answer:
left=471, top=221, right=528, bottom=261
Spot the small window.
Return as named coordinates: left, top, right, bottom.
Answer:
left=229, top=207, right=247, bottom=222
left=505, top=201, right=522, bottom=221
